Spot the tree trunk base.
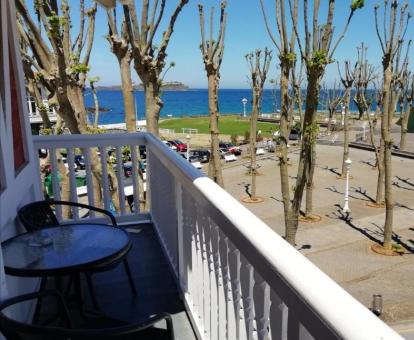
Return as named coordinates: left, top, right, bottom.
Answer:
left=245, top=171, right=262, bottom=176
left=371, top=243, right=404, bottom=256
left=298, top=214, right=322, bottom=223
left=366, top=202, right=385, bottom=208
left=278, top=162, right=293, bottom=167
left=336, top=175, right=354, bottom=180
left=242, top=196, right=264, bottom=203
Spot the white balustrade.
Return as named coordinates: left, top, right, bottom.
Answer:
left=33, top=132, right=403, bottom=340
left=33, top=133, right=149, bottom=225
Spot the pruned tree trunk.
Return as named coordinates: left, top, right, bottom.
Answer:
left=120, top=57, right=136, bottom=132
left=374, top=1, right=411, bottom=250
left=341, top=89, right=351, bottom=175
left=246, top=48, right=272, bottom=199
left=381, top=65, right=394, bottom=249
left=91, top=83, right=100, bottom=128
left=305, top=147, right=314, bottom=218
left=376, top=139, right=385, bottom=204
left=250, top=90, right=258, bottom=198
left=400, top=109, right=410, bottom=150
left=299, top=73, right=320, bottom=220
left=199, top=2, right=227, bottom=187
left=207, top=73, right=224, bottom=187
left=144, top=78, right=163, bottom=136
left=123, top=0, right=189, bottom=136
left=399, top=73, right=413, bottom=150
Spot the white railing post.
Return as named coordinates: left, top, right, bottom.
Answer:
left=269, top=291, right=288, bottom=339
left=253, top=272, right=270, bottom=340
left=227, top=243, right=241, bottom=339
left=218, top=232, right=229, bottom=340
left=175, top=182, right=186, bottom=292
left=239, top=257, right=254, bottom=339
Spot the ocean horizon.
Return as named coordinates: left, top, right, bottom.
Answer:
left=84, top=88, right=376, bottom=125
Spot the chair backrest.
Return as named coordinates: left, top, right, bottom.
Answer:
left=18, top=201, right=60, bottom=232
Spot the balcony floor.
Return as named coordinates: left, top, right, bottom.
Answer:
left=39, top=223, right=197, bottom=339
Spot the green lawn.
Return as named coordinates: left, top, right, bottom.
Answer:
left=159, top=115, right=278, bottom=137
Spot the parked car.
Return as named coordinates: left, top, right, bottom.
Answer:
left=162, top=140, right=177, bottom=151
left=139, top=145, right=146, bottom=159
left=180, top=154, right=202, bottom=169
left=123, top=161, right=133, bottom=177
left=124, top=160, right=146, bottom=178
left=190, top=149, right=210, bottom=163
left=219, top=147, right=229, bottom=159
left=168, top=140, right=187, bottom=152
left=289, top=128, right=301, bottom=141
left=219, top=142, right=241, bottom=155
left=74, top=155, right=85, bottom=170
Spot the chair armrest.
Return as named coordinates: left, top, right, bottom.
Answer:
left=134, top=313, right=174, bottom=338
left=50, top=200, right=117, bottom=226
left=69, top=313, right=175, bottom=339
left=0, top=290, right=73, bottom=328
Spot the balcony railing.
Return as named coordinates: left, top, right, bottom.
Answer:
left=33, top=132, right=402, bottom=340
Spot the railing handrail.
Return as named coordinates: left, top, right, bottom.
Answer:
left=33, top=132, right=147, bottom=149
left=145, top=133, right=204, bottom=184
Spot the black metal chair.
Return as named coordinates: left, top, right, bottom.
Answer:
left=17, top=200, right=137, bottom=309
left=0, top=291, right=175, bottom=340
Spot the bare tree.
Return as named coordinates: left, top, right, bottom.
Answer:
left=399, top=71, right=414, bottom=150
left=121, top=0, right=189, bottom=136
left=16, top=0, right=96, bottom=133
left=259, top=0, right=299, bottom=244
left=286, top=0, right=363, bottom=238
left=338, top=61, right=357, bottom=176
left=106, top=9, right=136, bottom=132
left=324, top=80, right=343, bottom=134
left=16, top=0, right=120, bottom=213
left=198, top=2, right=227, bottom=187
left=246, top=48, right=272, bottom=200
left=354, top=47, right=384, bottom=205
left=354, top=43, right=376, bottom=120
left=374, top=0, right=411, bottom=251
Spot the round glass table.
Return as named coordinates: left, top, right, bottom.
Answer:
left=2, top=224, right=132, bottom=277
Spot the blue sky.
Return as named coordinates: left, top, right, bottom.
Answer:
left=72, top=0, right=414, bottom=88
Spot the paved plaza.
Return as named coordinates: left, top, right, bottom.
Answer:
left=221, top=143, right=414, bottom=332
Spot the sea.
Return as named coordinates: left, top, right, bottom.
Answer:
left=83, top=88, right=375, bottom=125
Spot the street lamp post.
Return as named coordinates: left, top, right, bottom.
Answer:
left=343, top=158, right=352, bottom=213
left=186, top=134, right=191, bottom=161
left=242, top=98, right=248, bottom=118
left=362, top=121, right=367, bottom=141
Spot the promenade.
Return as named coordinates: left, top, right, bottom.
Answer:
left=220, top=144, right=414, bottom=332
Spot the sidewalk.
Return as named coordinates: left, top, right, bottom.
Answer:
left=223, top=144, right=414, bottom=326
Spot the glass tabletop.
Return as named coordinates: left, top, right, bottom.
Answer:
left=2, top=224, right=131, bottom=277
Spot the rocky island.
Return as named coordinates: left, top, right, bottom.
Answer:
left=96, top=81, right=189, bottom=91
